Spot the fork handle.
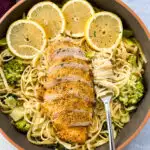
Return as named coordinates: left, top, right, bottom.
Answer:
left=104, top=101, right=116, bottom=150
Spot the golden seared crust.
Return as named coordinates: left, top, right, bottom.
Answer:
left=47, top=67, right=92, bottom=82
left=56, top=127, right=87, bottom=144
left=46, top=39, right=77, bottom=55
left=50, top=47, right=87, bottom=61
left=48, top=56, right=90, bottom=74
left=53, top=110, right=91, bottom=144
left=42, top=95, right=93, bottom=116
left=52, top=110, right=92, bottom=128
left=44, top=81, right=95, bottom=103
left=49, top=56, right=89, bottom=67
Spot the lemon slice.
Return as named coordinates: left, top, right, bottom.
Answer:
left=85, top=12, right=123, bottom=51
left=62, top=0, right=94, bottom=38
left=6, top=20, right=47, bottom=59
left=27, top=1, right=65, bottom=40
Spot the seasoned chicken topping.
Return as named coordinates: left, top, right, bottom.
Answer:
left=44, top=75, right=92, bottom=89
left=42, top=45, right=95, bottom=144
left=48, top=67, right=91, bottom=82
left=42, top=95, right=93, bottom=116
left=44, top=81, right=95, bottom=103
left=48, top=62, right=90, bottom=73
left=51, top=47, right=88, bottom=61
left=52, top=109, right=92, bottom=129
left=57, top=127, right=87, bottom=144
left=49, top=56, right=89, bottom=67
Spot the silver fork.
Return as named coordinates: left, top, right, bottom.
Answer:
left=101, top=94, right=116, bottom=150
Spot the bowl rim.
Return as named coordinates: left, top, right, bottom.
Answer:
left=0, top=0, right=150, bottom=150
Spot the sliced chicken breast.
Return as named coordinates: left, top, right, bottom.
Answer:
left=42, top=45, right=95, bottom=144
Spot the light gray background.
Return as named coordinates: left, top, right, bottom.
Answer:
left=0, top=0, right=150, bottom=150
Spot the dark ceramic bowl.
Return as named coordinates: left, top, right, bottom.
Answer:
left=0, top=0, right=150, bottom=150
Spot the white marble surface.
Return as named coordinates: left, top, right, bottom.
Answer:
left=0, top=0, right=149, bottom=150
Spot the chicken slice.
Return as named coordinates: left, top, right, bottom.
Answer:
left=49, top=56, right=89, bottom=68
left=51, top=47, right=88, bottom=61
left=44, top=81, right=95, bottom=103
left=48, top=62, right=89, bottom=73
left=44, top=75, right=92, bottom=89
left=56, top=127, right=87, bottom=144
left=52, top=109, right=92, bottom=130
left=47, top=38, right=78, bottom=54
left=47, top=67, right=92, bottom=83
left=42, top=95, right=93, bottom=117
left=44, top=93, right=92, bottom=103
